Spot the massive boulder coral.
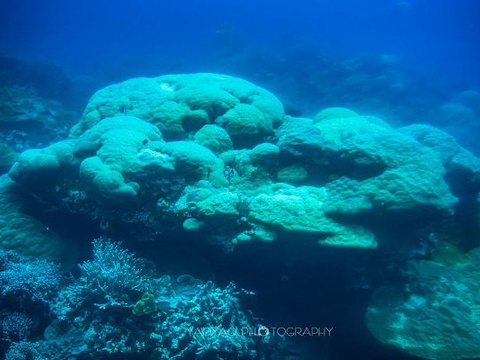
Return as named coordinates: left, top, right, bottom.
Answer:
left=73, top=73, right=284, bottom=147
left=399, top=124, right=480, bottom=199
left=6, top=74, right=480, bottom=257
left=10, top=114, right=228, bottom=211
left=0, top=175, right=65, bottom=261
left=246, top=185, right=376, bottom=248
left=11, top=116, right=167, bottom=205
left=277, top=112, right=459, bottom=218
left=0, top=144, right=18, bottom=174
left=366, top=247, right=480, bottom=360
left=178, top=181, right=376, bottom=248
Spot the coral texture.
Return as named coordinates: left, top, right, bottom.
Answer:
left=7, top=74, right=480, bottom=255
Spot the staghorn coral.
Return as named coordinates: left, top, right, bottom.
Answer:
left=0, top=250, right=62, bottom=304
left=54, top=238, right=153, bottom=319
left=1, top=313, right=34, bottom=342
left=13, top=238, right=274, bottom=360
left=0, top=251, right=63, bottom=359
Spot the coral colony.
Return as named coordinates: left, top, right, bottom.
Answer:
left=1, top=73, right=480, bottom=359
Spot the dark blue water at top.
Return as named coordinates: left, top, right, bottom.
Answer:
left=1, top=0, right=479, bottom=88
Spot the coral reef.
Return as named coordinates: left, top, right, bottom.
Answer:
left=1, top=238, right=275, bottom=360
left=366, top=247, right=480, bottom=360
left=0, top=251, right=62, bottom=304
left=73, top=73, right=284, bottom=147
left=0, top=250, right=62, bottom=358
left=399, top=124, right=480, bottom=199
left=0, top=86, right=77, bottom=152
left=1, top=71, right=480, bottom=359
left=0, top=175, right=65, bottom=261
left=0, top=144, right=18, bottom=174
left=7, top=73, right=480, bottom=255
left=434, top=90, right=480, bottom=153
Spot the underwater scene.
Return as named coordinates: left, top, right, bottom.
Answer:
left=0, top=0, right=480, bottom=359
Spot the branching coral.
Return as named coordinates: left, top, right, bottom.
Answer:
left=4, top=238, right=275, bottom=360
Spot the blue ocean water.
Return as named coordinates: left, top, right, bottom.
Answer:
left=2, top=0, right=479, bottom=80
left=0, top=1, right=480, bottom=360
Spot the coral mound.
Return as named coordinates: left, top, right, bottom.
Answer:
left=6, top=74, right=480, bottom=256
left=366, top=248, right=480, bottom=360
left=73, top=73, right=284, bottom=148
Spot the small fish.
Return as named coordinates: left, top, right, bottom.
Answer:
left=215, top=25, right=234, bottom=35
